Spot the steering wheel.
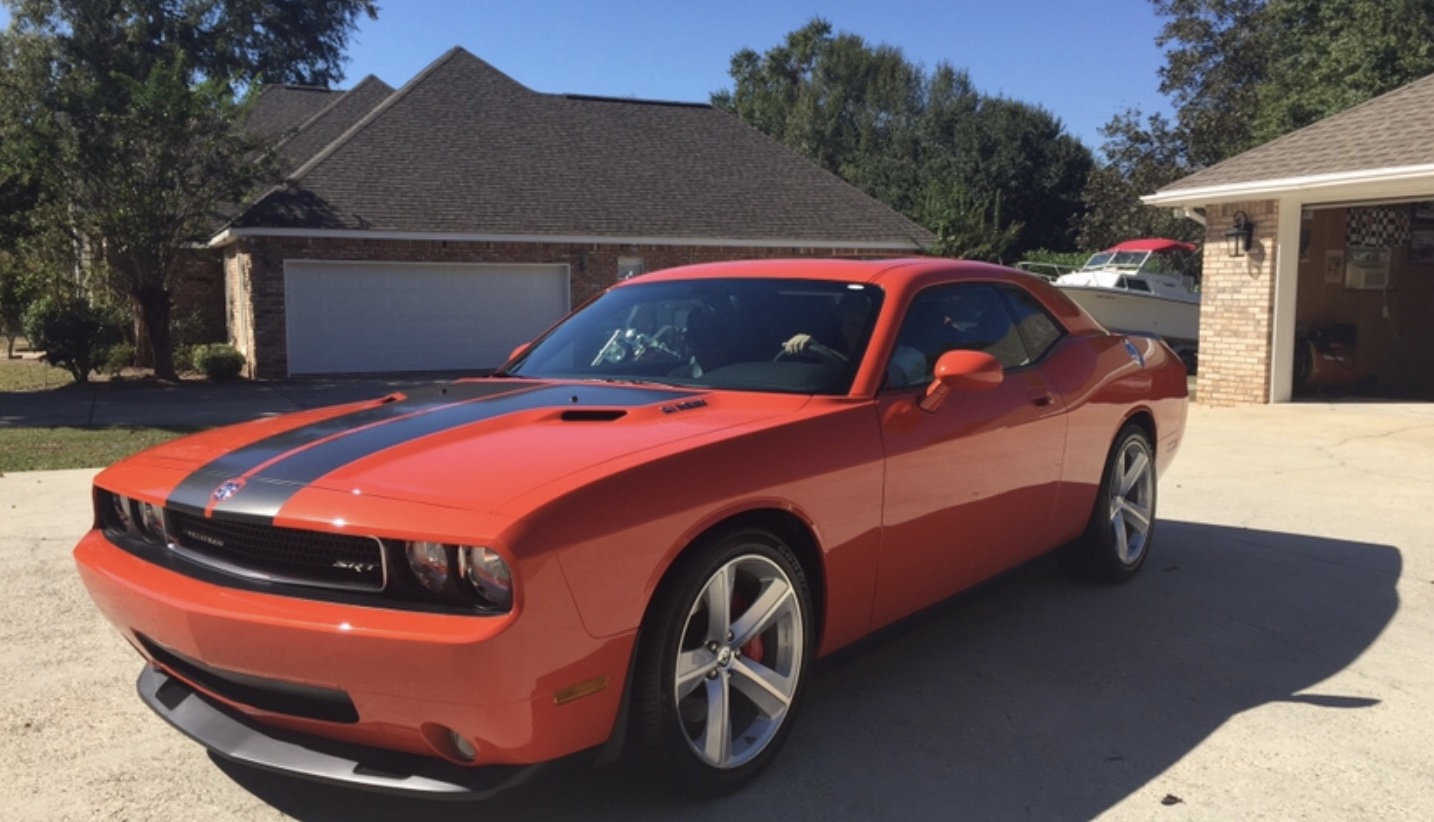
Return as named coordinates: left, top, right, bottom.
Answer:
left=774, top=340, right=845, bottom=364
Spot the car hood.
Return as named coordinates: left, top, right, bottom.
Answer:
left=117, top=379, right=809, bottom=519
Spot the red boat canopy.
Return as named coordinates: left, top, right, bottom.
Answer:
left=1106, top=238, right=1198, bottom=254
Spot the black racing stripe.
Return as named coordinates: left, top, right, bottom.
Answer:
left=166, top=381, right=534, bottom=517
left=174, top=382, right=693, bottom=523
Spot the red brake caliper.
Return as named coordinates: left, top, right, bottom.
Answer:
left=731, top=591, right=765, bottom=664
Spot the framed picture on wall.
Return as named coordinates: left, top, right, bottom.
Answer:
left=1411, top=229, right=1434, bottom=265
left=1325, top=249, right=1345, bottom=284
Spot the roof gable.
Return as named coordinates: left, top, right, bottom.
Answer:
left=1153, top=71, right=1434, bottom=200
left=231, top=48, right=931, bottom=248
left=274, top=75, right=395, bottom=174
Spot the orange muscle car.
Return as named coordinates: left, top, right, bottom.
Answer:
left=74, top=258, right=1187, bottom=797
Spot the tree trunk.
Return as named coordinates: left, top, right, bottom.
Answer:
left=136, top=287, right=176, bottom=380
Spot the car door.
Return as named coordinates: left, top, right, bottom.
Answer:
left=871, top=282, right=1070, bottom=627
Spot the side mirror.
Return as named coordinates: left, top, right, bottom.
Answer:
left=508, top=343, right=530, bottom=363
left=918, top=350, right=1003, bottom=412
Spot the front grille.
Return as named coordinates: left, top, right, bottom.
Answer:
left=167, top=511, right=386, bottom=592
left=138, top=634, right=359, bottom=723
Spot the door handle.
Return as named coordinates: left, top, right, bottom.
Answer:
left=1028, top=391, right=1054, bottom=407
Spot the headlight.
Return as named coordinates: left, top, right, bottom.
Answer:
left=110, top=494, right=134, bottom=532
left=401, top=542, right=514, bottom=613
left=460, top=547, right=513, bottom=611
left=405, top=541, right=451, bottom=593
left=139, top=502, right=167, bottom=542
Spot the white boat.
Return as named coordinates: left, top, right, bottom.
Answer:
left=1051, top=239, right=1201, bottom=350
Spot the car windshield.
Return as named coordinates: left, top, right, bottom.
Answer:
left=504, top=278, right=884, bottom=395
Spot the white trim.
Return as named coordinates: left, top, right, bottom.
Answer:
left=1177, top=206, right=1206, bottom=226
left=1269, top=197, right=1302, bottom=403
left=208, top=226, right=925, bottom=251
left=1144, top=163, right=1434, bottom=207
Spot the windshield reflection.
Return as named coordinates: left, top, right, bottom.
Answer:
left=506, top=278, right=883, bottom=395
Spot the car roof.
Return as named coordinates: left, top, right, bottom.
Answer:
left=626, top=258, right=1101, bottom=332
left=629, top=257, right=1009, bottom=286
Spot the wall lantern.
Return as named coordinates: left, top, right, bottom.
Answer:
left=1224, top=211, right=1255, bottom=257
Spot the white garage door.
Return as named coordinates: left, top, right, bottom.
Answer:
left=284, top=261, right=569, bottom=375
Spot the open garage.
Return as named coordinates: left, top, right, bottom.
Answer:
left=1146, top=71, right=1434, bottom=405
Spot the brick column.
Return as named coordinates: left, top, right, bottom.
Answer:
left=1195, top=201, right=1279, bottom=405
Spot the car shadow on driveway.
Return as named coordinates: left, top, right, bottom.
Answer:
left=212, top=520, right=1400, bottom=820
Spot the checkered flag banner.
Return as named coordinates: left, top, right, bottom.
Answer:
left=1347, top=206, right=1411, bottom=247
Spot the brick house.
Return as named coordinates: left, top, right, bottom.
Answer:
left=211, top=48, right=934, bottom=378
left=1145, top=74, right=1434, bottom=405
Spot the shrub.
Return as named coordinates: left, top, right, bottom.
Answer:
left=103, top=343, right=137, bottom=377
left=22, top=295, right=122, bottom=384
left=174, top=344, right=196, bottom=373
left=1020, top=249, right=1090, bottom=269
left=191, top=343, right=245, bottom=381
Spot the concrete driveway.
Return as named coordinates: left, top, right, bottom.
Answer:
left=2, top=402, right=1432, bottom=821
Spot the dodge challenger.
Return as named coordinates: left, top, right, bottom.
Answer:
left=74, top=258, right=1188, bottom=797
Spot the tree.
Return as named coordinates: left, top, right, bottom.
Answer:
left=1083, top=1, right=1434, bottom=254
left=0, top=0, right=377, bottom=379
left=1078, top=110, right=1203, bottom=250
left=1151, top=0, right=1270, bottom=166
left=923, top=188, right=1023, bottom=262
left=1252, top=0, right=1434, bottom=143
left=0, top=255, right=40, bottom=357
left=714, top=19, right=1093, bottom=261
left=940, top=95, right=1092, bottom=255
left=1151, top=0, right=1434, bottom=163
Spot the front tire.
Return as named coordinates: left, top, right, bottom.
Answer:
left=1062, top=424, right=1157, bottom=583
left=631, top=528, right=813, bottom=795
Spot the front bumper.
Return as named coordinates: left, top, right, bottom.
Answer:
left=75, top=529, right=635, bottom=780
left=138, top=665, right=551, bottom=797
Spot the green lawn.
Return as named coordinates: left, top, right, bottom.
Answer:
left=1, top=357, right=196, bottom=471
left=0, top=426, right=193, bottom=472
left=0, top=356, right=75, bottom=391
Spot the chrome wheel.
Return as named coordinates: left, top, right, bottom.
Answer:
left=1107, top=435, right=1154, bottom=566
left=673, top=554, right=805, bottom=770
left=1062, top=424, right=1157, bottom=583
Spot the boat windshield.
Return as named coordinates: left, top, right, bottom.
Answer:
left=1105, top=251, right=1149, bottom=270
left=1082, top=252, right=1115, bottom=269
left=1083, top=248, right=1187, bottom=276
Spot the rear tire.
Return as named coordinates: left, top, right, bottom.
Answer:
left=1061, top=424, right=1156, bottom=583
left=630, top=528, right=813, bottom=796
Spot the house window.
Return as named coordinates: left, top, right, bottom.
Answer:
left=617, top=257, right=645, bottom=281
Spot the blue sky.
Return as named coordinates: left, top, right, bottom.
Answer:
left=1, top=0, right=1174, bottom=153
left=341, top=0, right=1174, bottom=153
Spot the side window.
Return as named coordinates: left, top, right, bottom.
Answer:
left=884, top=283, right=1030, bottom=388
left=995, top=285, right=1064, bottom=362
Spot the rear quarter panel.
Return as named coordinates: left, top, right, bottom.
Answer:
left=1043, top=330, right=1188, bottom=543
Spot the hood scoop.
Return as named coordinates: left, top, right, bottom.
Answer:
left=560, top=409, right=628, bottom=422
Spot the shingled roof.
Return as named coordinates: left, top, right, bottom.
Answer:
left=244, top=85, right=344, bottom=141
left=225, top=48, right=932, bottom=249
left=273, top=75, right=395, bottom=174
left=1148, top=71, right=1434, bottom=205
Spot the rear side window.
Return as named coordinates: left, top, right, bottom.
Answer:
left=995, top=285, right=1064, bottom=362
left=886, top=283, right=1026, bottom=386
